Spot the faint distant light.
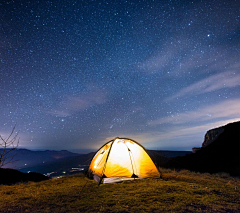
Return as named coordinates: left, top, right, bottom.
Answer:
left=207, top=34, right=210, bottom=37
left=62, top=171, right=66, bottom=173
left=25, top=164, right=27, bottom=166
left=28, top=171, right=31, bottom=173
left=72, top=168, right=84, bottom=171
left=61, top=119, right=65, bottom=122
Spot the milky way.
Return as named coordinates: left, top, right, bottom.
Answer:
left=1, top=0, right=240, bottom=152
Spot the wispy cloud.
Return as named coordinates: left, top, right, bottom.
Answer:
left=95, top=118, right=239, bottom=150
left=138, top=34, right=239, bottom=78
left=138, top=39, right=189, bottom=75
left=166, top=71, right=240, bottom=101
left=138, top=119, right=238, bottom=142
left=138, top=48, right=175, bottom=73
left=48, top=87, right=107, bottom=117
left=149, top=99, right=240, bottom=126
left=92, top=99, right=240, bottom=149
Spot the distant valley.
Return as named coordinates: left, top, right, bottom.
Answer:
left=1, top=149, right=79, bottom=170
left=2, top=148, right=191, bottom=178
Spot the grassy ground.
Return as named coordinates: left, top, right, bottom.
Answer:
left=0, top=169, right=240, bottom=212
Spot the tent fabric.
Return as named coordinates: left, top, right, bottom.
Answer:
left=88, top=138, right=160, bottom=184
left=88, top=140, right=113, bottom=178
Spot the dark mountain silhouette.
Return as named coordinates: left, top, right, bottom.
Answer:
left=19, top=149, right=190, bottom=178
left=0, top=168, right=50, bottom=185
left=166, top=121, right=240, bottom=176
left=148, top=150, right=191, bottom=168
left=19, top=152, right=95, bottom=177
left=1, top=149, right=79, bottom=169
left=149, top=150, right=191, bottom=159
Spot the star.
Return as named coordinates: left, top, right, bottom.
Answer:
left=0, top=0, right=239, bottom=152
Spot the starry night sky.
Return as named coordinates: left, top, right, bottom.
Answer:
left=1, top=0, right=240, bottom=153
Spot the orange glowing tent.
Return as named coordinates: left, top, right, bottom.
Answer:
left=88, top=138, right=161, bottom=184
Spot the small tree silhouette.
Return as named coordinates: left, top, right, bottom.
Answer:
left=0, top=125, right=20, bottom=168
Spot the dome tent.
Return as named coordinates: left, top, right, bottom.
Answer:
left=88, top=138, right=161, bottom=184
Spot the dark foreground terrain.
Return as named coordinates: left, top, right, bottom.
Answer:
left=0, top=169, right=240, bottom=212
left=0, top=168, right=50, bottom=185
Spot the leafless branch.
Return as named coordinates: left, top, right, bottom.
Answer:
left=0, top=125, right=20, bottom=168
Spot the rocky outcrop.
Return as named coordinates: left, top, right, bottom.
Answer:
left=202, top=126, right=224, bottom=147
left=192, top=126, right=224, bottom=153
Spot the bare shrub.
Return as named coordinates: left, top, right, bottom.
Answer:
left=0, top=125, right=20, bottom=168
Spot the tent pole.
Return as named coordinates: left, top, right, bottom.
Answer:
left=98, top=139, right=116, bottom=185
left=124, top=143, right=137, bottom=179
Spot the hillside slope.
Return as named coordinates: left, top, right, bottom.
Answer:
left=166, top=121, right=240, bottom=176
left=0, top=168, right=49, bottom=185
left=0, top=170, right=240, bottom=212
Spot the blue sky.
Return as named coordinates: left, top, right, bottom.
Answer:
left=1, top=0, right=240, bottom=152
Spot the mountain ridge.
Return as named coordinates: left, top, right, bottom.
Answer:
left=0, top=148, right=79, bottom=169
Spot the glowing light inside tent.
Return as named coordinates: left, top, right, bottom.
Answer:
left=88, top=138, right=160, bottom=184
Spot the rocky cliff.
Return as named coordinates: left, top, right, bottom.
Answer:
left=202, top=126, right=224, bottom=147
left=166, top=121, right=240, bottom=176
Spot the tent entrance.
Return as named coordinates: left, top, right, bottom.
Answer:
left=103, top=176, right=139, bottom=184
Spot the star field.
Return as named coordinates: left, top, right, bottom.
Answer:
left=1, top=0, right=240, bottom=152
